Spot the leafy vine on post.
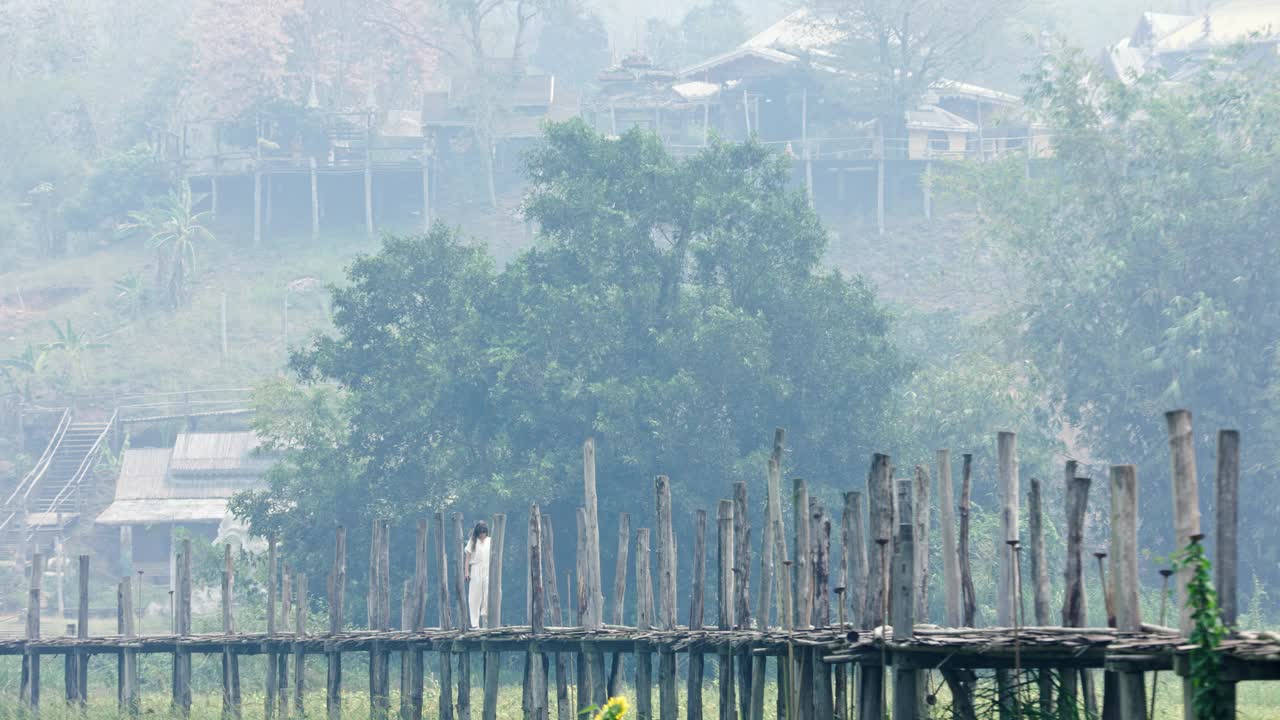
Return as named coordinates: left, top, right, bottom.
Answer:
left=1174, top=534, right=1229, bottom=720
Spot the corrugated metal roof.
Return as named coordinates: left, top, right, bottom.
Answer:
left=94, top=432, right=270, bottom=526
left=169, top=431, right=269, bottom=475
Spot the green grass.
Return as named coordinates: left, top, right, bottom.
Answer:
left=0, top=657, right=1278, bottom=719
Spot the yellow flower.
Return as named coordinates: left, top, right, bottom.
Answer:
left=594, top=696, right=629, bottom=720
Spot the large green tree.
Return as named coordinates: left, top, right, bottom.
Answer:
left=963, top=49, right=1280, bottom=587
left=233, top=119, right=908, bottom=599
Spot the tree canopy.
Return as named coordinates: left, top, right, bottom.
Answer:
left=233, top=119, right=909, bottom=590
left=961, top=49, right=1280, bottom=586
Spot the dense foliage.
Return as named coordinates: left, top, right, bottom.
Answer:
left=232, top=120, right=909, bottom=590
left=962, top=50, right=1280, bottom=586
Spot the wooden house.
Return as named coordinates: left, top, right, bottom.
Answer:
left=95, top=431, right=272, bottom=584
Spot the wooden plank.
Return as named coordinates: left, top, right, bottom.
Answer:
left=655, top=475, right=676, bottom=630
left=279, top=568, right=291, bottom=711
left=891, top=479, right=919, bottom=720
left=937, top=449, right=960, bottom=628
left=327, top=526, right=347, bottom=720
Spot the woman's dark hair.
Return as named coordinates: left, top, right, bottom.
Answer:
left=469, top=521, right=490, bottom=549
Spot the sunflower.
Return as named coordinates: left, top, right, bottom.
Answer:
left=593, top=696, right=630, bottom=720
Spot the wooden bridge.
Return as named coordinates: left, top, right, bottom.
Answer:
left=8, top=410, right=1277, bottom=719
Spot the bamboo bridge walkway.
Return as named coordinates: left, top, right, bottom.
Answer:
left=9, top=410, right=1279, bottom=719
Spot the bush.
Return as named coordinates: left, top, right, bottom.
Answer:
left=61, top=143, right=172, bottom=231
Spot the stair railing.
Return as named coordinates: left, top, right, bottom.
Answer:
left=27, top=410, right=117, bottom=532
left=0, top=408, right=71, bottom=534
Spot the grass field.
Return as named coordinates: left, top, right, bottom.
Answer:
left=0, top=654, right=1277, bottom=719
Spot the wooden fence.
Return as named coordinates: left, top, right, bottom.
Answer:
left=5, top=410, right=1277, bottom=720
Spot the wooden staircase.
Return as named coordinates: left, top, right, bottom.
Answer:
left=1, top=412, right=114, bottom=560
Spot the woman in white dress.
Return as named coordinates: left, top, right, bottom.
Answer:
left=464, top=521, right=491, bottom=628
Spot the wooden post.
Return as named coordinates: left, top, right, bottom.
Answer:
left=858, top=454, right=891, bottom=720
left=733, top=481, right=752, bottom=719
left=848, top=492, right=868, bottom=630
left=636, top=528, right=654, bottom=720
left=21, top=552, right=42, bottom=710
left=583, top=439, right=604, bottom=629
left=688, top=509, right=707, bottom=720
left=222, top=545, right=242, bottom=719
left=1166, top=410, right=1202, bottom=629
left=74, top=554, right=88, bottom=705
left=912, top=466, right=930, bottom=623
left=1028, top=479, right=1053, bottom=714
left=995, top=432, right=1018, bottom=719
left=1216, top=430, right=1239, bottom=626
left=812, top=502, right=833, bottom=718
left=1110, top=465, right=1147, bottom=719
left=455, top=518, right=473, bottom=720
left=482, top=513, right=506, bottom=720
left=529, top=506, right=546, bottom=720
left=996, top=432, right=1018, bottom=625
left=655, top=475, right=678, bottom=720
left=937, top=450, right=960, bottom=627
left=717, top=500, right=736, bottom=720
left=120, top=575, right=138, bottom=716
left=541, top=513, right=569, bottom=720
left=1166, top=410, right=1202, bottom=720
left=793, top=478, right=811, bottom=629
left=891, top=479, right=918, bottom=720
left=608, top=513, right=631, bottom=697
left=436, top=513, right=452, bottom=629
left=174, top=538, right=192, bottom=716
left=759, top=429, right=784, bottom=630
left=406, top=520, right=425, bottom=720
left=575, top=510, right=592, bottom=715
left=958, top=455, right=976, bottom=626
left=266, top=534, right=279, bottom=720
left=294, top=573, right=307, bottom=718
left=1060, top=465, right=1091, bottom=717
left=328, top=526, right=347, bottom=720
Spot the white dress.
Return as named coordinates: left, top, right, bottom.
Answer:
left=467, top=536, right=491, bottom=628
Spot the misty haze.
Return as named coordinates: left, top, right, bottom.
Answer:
left=1, top=0, right=1278, bottom=718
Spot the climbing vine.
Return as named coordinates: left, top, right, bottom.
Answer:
left=1174, top=535, right=1230, bottom=720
